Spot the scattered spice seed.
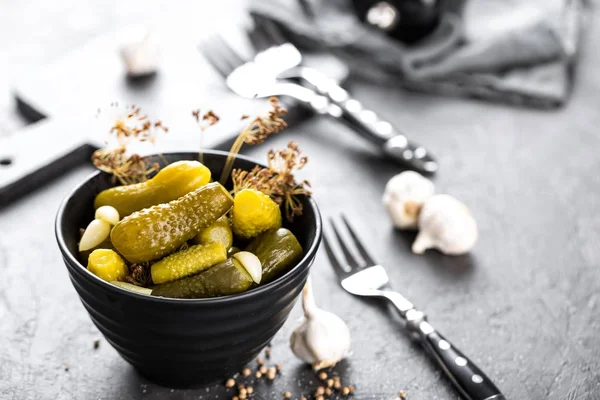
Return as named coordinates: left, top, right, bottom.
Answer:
left=247, top=386, right=254, bottom=394
left=300, top=397, right=307, bottom=400
left=267, top=369, right=276, bottom=380
left=349, top=385, right=355, bottom=393
left=341, top=387, right=350, bottom=396
left=225, top=378, right=236, bottom=388
left=319, top=372, right=327, bottom=380
left=399, top=390, right=407, bottom=399
left=242, top=368, right=251, bottom=377
left=325, top=388, right=333, bottom=396
left=232, top=397, right=239, bottom=400
left=326, top=379, right=334, bottom=388
left=257, top=357, right=265, bottom=365
left=259, top=366, right=268, bottom=374
left=334, top=381, right=342, bottom=389
left=275, top=364, right=282, bottom=372
left=316, top=386, right=325, bottom=395
left=93, top=339, right=100, bottom=349
left=255, top=371, right=262, bottom=379
left=265, top=347, right=271, bottom=359
left=283, top=392, right=291, bottom=399
left=63, top=364, right=69, bottom=372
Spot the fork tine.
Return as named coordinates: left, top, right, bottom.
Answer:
left=322, top=233, right=348, bottom=278
left=329, top=218, right=362, bottom=269
left=198, top=34, right=246, bottom=78
left=340, top=215, right=377, bottom=265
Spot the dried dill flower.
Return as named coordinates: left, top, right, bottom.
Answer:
left=220, top=97, right=288, bottom=184
left=107, top=104, right=168, bottom=145
left=92, top=104, right=167, bottom=184
left=192, top=109, right=221, bottom=162
left=91, top=148, right=160, bottom=185
left=232, top=141, right=311, bottom=221
left=122, top=263, right=152, bottom=287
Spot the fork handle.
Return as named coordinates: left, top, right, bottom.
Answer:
left=406, top=311, right=505, bottom=400
left=287, top=68, right=438, bottom=174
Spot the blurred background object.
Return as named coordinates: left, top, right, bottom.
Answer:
left=250, top=0, right=589, bottom=108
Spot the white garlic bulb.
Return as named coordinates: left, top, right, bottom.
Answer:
left=95, top=206, right=120, bottom=226
left=290, top=278, right=351, bottom=370
left=412, top=194, right=478, bottom=255
left=382, top=171, right=435, bottom=229
left=79, top=219, right=112, bottom=252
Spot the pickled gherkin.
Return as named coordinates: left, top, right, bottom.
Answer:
left=191, top=215, right=233, bottom=250
left=94, top=160, right=211, bottom=217
left=151, top=242, right=227, bottom=284
left=111, top=182, right=233, bottom=264
left=151, top=258, right=253, bottom=298
left=87, top=249, right=129, bottom=282
left=245, top=228, right=303, bottom=283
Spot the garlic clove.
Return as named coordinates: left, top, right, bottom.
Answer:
left=382, top=171, right=435, bottom=230
left=412, top=194, right=478, bottom=255
left=79, top=219, right=112, bottom=252
left=95, top=206, right=120, bottom=226
left=233, top=251, right=262, bottom=284
left=290, top=278, right=351, bottom=370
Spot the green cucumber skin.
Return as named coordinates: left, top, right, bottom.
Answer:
left=151, top=258, right=252, bottom=299
left=245, top=228, right=303, bottom=284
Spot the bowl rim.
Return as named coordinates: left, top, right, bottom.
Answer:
left=55, top=150, right=322, bottom=304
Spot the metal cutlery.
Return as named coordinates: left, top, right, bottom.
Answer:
left=323, top=215, right=505, bottom=400
left=199, top=32, right=438, bottom=174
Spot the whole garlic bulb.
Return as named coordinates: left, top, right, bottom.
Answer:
left=412, top=194, right=478, bottom=255
left=382, top=171, right=435, bottom=229
left=290, top=278, right=351, bottom=370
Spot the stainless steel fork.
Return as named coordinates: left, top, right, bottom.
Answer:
left=198, top=33, right=438, bottom=174
left=324, top=215, right=505, bottom=400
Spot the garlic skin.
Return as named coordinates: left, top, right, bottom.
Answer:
left=382, top=171, right=435, bottom=229
left=412, top=194, right=478, bottom=255
left=79, top=219, right=111, bottom=252
left=233, top=251, right=262, bottom=284
left=290, top=278, right=351, bottom=370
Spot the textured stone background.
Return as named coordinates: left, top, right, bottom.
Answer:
left=1, top=1, right=600, bottom=399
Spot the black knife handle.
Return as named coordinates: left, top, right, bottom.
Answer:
left=422, top=330, right=505, bottom=400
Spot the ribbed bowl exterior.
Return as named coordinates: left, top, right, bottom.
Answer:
left=56, top=152, right=321, bottom=387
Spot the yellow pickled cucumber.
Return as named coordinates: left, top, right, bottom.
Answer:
left=191, top=215, right=233, bottom=249
left=94, top=160, right=211, bottom=217
left=151, top=242, right=227, bottom=284
left=87, top=249, right=128, bottom=282
left=232, top=189, right=282, bottom=239
left=111, top=182, right=233, bottom=264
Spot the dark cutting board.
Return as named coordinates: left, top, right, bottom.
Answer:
left=3, top=25, right=346, bottom=207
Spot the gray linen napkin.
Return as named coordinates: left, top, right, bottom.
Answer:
left=249, top=0, right=589, bottom=108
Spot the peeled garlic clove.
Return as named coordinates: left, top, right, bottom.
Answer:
left=290, top=278, right=351, bottom=370
left=79, top=219, right=112, bottom=252
left=382, top=171, right=435, bottom=229
left=233, top=251, right=262, bottom=284
left=95, top=206, right=120, bottom=226
left=412, top=194, right=478, bottom=255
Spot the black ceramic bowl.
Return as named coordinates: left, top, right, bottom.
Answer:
left=55, top=151, right=322, bottom=387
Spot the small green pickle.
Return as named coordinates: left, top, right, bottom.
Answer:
left=111, top=182, right=233, bottom=264
left=245, top=228, right=303, bottom=283
left=94, top=160, right=212, bottom=217
left=151, top=258, right=253, bottom=299
left=111, top=281, right=153, bottom=295
left=190, top=215, right=233, bottom=250
left=151, top=242, right=227, bottom=284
